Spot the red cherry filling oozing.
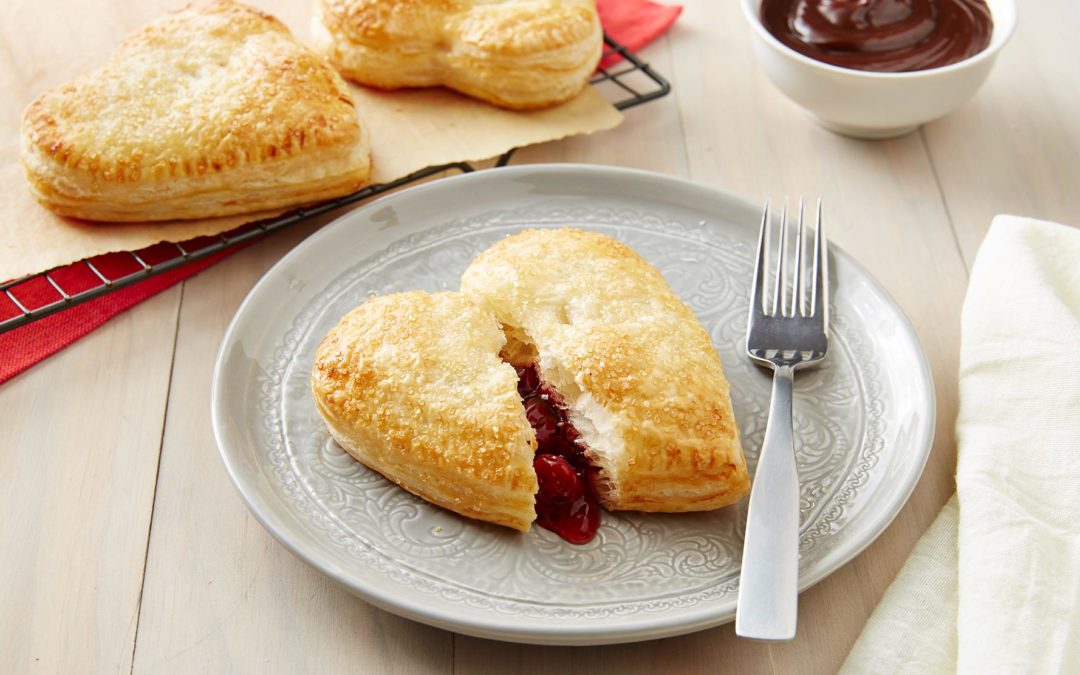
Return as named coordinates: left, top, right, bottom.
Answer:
left=516, top=364, right=601, bottom=544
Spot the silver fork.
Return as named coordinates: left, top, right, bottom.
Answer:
left=735, top=198, right=829, bottom=641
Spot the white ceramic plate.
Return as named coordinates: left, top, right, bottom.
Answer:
left=212, top=164, right=934, bottom=645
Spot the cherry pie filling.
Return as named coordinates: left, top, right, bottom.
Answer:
left=516, top=364, right=602, bottom=544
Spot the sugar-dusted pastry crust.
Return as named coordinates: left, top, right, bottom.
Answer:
left=461, top=229, right=751, bottom=512
left=20, top=0, right=371, bottom=222
left=311, top=291, right=539, bottom=531
left=312, top=0, right=603, bottom=109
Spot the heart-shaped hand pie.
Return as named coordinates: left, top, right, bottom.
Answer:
left=20, top=0, right=371, bottom=222
left=312, top=0, right=603, bottom=109
left=311, top=229, right=750, bottom=543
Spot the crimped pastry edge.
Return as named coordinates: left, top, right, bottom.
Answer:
left=311, top=0, right=603, bottom=110
left=316, top=395, right=537, bottom=532
left=20, top=125, right=372, bottom=222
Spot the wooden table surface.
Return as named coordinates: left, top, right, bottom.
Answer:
left=3, top=1, right=1078, bottom=673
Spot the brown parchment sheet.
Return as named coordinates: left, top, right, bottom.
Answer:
left=0, top=0, right=623, bottom=282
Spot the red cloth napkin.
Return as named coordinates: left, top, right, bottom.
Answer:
left=0, top=246, right=239, bottom=383
left=0, top=0, right=681, bottom=385
left=597, top=0, right=682, bottom=70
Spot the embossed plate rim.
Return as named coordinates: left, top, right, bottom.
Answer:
left=211, top=164, right=935, bottom=645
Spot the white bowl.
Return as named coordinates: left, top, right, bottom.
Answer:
left=741, top=0, right=1017, bottom=139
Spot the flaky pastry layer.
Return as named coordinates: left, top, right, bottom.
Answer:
left=20, top=0, right=372, bottom=222
left=312, top=0, right=603, bottom=109
left=461, top=229, right=751, bottom=512
left=311, top=291, right=538, bottom=531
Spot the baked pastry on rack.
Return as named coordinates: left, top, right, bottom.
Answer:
left=311, top=229, right=749, bottom=544
left=20, top=0, right=371, bottom=222
left=311, top=0, right=604, bottom=109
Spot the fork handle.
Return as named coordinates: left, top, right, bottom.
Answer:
left=736, top=365, right=800, bottom=641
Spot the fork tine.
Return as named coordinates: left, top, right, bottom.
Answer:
left=811, top=199, right=828, bottom=329
left=773, top=199, right=788, bottom=317
left=751, top=200, right=770, bottom=316
left=792, top=197, right=805, bottom=317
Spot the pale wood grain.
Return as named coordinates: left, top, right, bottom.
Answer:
left=130, top=221, right=454, bottom=675
left=514, top=38, right=689, bottom=175
left=0, top=289, right=180, bottom=673
left=923, top=0, right=1080, bottom=266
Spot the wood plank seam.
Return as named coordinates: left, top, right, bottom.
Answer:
left=918, top=128, right=973, bottom=278
left=127, top=281, right=189, bottom=674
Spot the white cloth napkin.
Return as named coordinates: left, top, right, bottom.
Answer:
left=840, top=215, right=1080, bottom=674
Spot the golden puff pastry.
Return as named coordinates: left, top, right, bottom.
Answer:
left=21, top=0, right=371, bottom=222
left=461, top=229, right=751, bottom=513
left=312, top=0, right=603, bottom=109
left=311, top=291, right=539, bottom=532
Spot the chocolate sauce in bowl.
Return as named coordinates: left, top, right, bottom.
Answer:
left=761, top=0, right=993, bottom=72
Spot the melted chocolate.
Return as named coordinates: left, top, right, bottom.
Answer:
left=761, top=0, right=993, bottom=72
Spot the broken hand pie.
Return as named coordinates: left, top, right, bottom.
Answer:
left=312, top=0, right=603, bottom=109
left=311, top=229, right=750, bottom=544
left=20, top=0, right=372, bottom=222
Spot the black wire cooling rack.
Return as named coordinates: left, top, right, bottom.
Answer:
left=0, top=35, right=670, bottom=334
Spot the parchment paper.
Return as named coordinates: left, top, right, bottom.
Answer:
left=0, top=0, right=623, bottom=281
